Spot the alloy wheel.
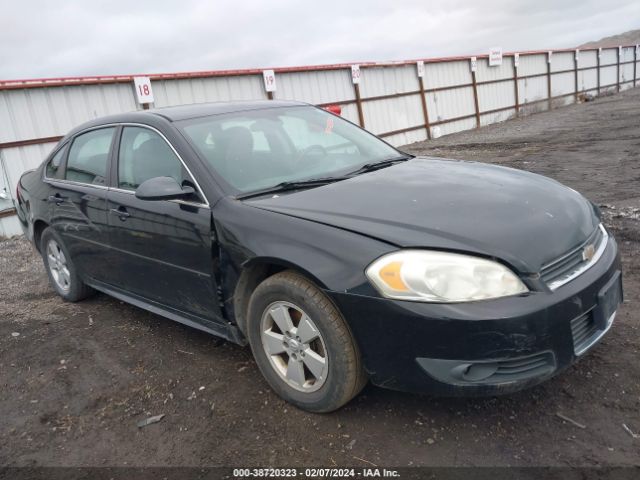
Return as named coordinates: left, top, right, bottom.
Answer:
left=47, top=239, right=71, bottom=293
left=260, top=301, right=329, bottom=392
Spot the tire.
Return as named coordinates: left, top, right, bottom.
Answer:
left=246, top=270, right=367, bottom=413
left=40, top=227, right=94, bottom=302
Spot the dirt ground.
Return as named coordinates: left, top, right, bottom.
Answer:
left=1, top=88, right=639, bottom=468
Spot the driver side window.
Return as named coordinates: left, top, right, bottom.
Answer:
left=118, top=126, right=195, bottom=192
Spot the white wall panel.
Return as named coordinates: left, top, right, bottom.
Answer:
left=518, top=76, right=548, bottom=104
left=338, top=103, right=360, bottom=126
left=0, top=84, right=136, bottom=143
left=2, top=49, right=639, bottom=235
left=423, top=60, right=471, bottom=89
left=426, top=86, right=475, bottom=123
left=551, top=52, right=574, bottom=72
left=478, top=81, right=515, bottom=112
left=621, top=47, right=634, bottom=63
left=153, top=75, right=265, bottom=107
left=620, top=63, right=634, bottom=88
left=0, top=213, right=21, bottom=237
left=476, top=57, right=513, bottom=83
left=600, top=48, right=617, bottom=65
left=551, top=71, right=575, bottom=96
left=578, top=50, right=598, bottom=69
left=600, top=65, right=617, bottom=89
left=517, top=54, right=547, bottom=77
left=362, top=94, right=424, bottom=135
left=578, top=69, right=598, bottom=92
left=1, top=142, right=58, bottom=195
left=359, top=65, right=420, bottom=97
left=385, top=128, right=428, bottom=149
left=277, top=69, right=354, bottom=104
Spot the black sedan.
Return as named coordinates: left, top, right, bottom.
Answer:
left=15, top=100, right=623, bottom=412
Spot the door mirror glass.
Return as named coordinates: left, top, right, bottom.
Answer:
left=135, top=176, right=195, bottom=201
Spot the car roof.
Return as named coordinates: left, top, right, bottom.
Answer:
left=149, top=99, right=307, bottom=121
left=60, top=99, right=309, bottom=141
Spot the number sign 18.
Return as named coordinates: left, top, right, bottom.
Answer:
left=133, top=77, right=154, bottom=104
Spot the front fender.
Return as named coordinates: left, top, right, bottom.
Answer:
left=213, top=198, right=395, bottom=321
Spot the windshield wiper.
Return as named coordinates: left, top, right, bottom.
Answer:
left=347, top=154, right=413, bottom=176
left=236, top=176, right=349, bottom=200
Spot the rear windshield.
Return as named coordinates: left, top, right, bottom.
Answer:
left=178, top=106, right=400, bottom=193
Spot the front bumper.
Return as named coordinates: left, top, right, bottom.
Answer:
left=328, top=234, right=622, bottom=396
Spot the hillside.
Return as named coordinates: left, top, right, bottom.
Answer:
left=580, top=28, right=640, bottom=48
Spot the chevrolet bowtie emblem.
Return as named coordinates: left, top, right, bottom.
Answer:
left=582, top=244, right=596, bottom=262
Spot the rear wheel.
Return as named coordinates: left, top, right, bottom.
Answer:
left=247, top=271, right=367, bottom=412
left=41, top=227, right=94, bottom=302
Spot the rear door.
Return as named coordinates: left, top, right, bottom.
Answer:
left=105, top=125, right=221, bottom=322
left=47, top=126, right=116, bottom=282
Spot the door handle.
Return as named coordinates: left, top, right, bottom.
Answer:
left=109, top=207, right=131, bottom=220
left=47, top=194, right=66, bottom=205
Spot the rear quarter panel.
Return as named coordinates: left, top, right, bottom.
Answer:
left=16, top=166, right=51, bottom=244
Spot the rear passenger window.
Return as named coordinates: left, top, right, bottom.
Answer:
left=65, top=128, right=115, bottom=185
left=45, top=146, right=66, bottom=178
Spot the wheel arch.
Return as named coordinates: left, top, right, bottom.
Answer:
left=32, top=219, right=49, bottom=252
left=232, top=256, right=329, bottom=335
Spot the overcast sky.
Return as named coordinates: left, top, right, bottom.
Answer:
left=1, top=0, right=638, bottom=80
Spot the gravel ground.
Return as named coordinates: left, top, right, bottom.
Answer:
left=1, top=87, right=639, bottom=468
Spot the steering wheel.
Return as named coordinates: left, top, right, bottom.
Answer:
left=296, top=144, right=327, bottom=163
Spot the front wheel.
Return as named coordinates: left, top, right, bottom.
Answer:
left=246, top=271, right=367, bottom=413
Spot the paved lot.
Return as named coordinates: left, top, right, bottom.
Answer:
left=1, top=88, right=639, bottom=467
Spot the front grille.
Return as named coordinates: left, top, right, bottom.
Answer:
left=487, top=352, right=556, bottom=382
left=570, top=311, right=599, bottom=355
left=541, top=225, right=606, bottom=290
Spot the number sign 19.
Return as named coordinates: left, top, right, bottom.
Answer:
left=263, top=70, right=277, bottom=92
left=133, top=77, right=154, bottom=104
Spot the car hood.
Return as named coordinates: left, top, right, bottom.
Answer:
left=246, top=158, right=599, bottom=273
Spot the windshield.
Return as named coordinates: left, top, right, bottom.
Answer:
left=178, top=105, right=401, bottom=193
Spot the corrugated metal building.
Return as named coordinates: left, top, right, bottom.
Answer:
left=1, top=45, right=639, bottom=237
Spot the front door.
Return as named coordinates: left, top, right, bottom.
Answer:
left=105, top=125, right=221, bottom=322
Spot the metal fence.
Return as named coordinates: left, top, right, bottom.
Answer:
left=1, top=45, right=639, bottom=236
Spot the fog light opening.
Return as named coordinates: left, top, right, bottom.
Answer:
left=453, top=362, right=499, bottom=382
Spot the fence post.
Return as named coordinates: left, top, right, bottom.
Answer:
left=354, top=84, right=365, bottom=127
left=350, top=65, right=365, bottom=127
left=416, top=61, right=431, bottom=140
left=546, top=51, right=552, bottom=110
left=512, top=54, right=520, bottom=117
left=574, top=49, right=579, bottom=103
left=470, top=57, right=480, bottom=128
left=635, top=45, right=638, bottom=87
left=597, top=48, right=601, bottom=95
left=617, top=46, right=621, bottom=93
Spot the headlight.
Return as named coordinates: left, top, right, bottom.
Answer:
left=365, top=250, right=528, bottom=302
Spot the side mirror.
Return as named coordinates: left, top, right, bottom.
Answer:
left=135, top=176, right=195, bottom=201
